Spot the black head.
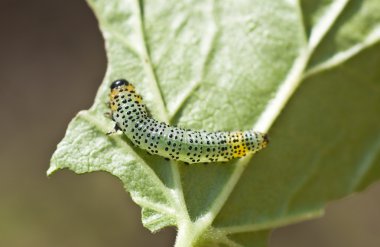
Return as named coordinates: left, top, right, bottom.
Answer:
left=110, top=79, right=129, bottom=89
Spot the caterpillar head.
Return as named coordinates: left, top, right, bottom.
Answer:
left=109, top=79, right=143, bottom=112
left=110, top=79, right=129, bottom=89
left=110, top=79, right=137, bottom=92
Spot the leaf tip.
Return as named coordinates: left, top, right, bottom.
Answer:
left=47, top=162, right=60, bottom=176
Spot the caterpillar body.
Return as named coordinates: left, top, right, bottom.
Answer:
left=109, top=79, right=268, bottom=164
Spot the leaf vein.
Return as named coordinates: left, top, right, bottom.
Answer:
left=80, top=111, right=174, bottom=205
left=135, top=0, right=168, bottom=122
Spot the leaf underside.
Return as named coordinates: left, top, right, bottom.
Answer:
left=49, top=0, right=380, bottom=246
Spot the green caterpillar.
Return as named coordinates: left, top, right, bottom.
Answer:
left=109, top=79, right=268, bottom=164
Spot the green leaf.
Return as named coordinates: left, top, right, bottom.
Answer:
left=49, top=0, right=380, bottom=246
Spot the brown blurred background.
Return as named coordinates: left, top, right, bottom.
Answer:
left=0, top=0, right=379, bottom=246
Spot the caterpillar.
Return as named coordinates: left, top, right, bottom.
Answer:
left=109, top=79, right=268, bottom=164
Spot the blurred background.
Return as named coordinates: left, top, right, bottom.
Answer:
left=0, top=0, right=379, bottom=246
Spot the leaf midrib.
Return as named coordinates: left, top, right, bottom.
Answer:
left=134, top=0, right=192, bottom=229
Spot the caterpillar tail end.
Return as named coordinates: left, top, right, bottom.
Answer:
left=262, top=133, right=269, bottom=147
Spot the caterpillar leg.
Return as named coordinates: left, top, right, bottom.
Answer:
left=104, top=111, right=112, bottom=118
left=106, top=124, right=122, bottom=135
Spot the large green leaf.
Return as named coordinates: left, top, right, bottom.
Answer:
left=48, top=0, right=380, bottom=246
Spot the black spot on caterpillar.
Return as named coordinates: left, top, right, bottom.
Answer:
left=109, top=79, right=268, bottom=164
